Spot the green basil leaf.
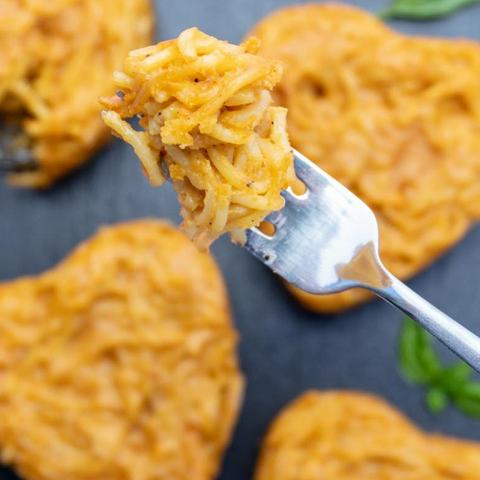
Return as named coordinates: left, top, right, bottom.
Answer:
left=456, top=381, right=480, bottom=400
left=398, top=317, right=440, bottom=383
left=426, top=387, right=448, bottom=413
left=381, top=0, right=480, bottom=19
left=434, top=362, right=472, bottom=393
left=454, top=381, right=480, bottom=417
left=453, top=395, right=480, bottom=418
left=397, top=317, right=480, bottom=419
left=416, top=327, right=442, bottom=378
left=398, top=318, right=429, bottom=382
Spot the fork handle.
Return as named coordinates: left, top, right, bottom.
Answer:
left=372, top=274, right=480, bottom=371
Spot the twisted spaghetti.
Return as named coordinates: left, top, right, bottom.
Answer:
left=101, top=28, right=294, bottom=248
left=251, top=4, right=480, bottom=312
left=0, top=0, right=153, bottom=187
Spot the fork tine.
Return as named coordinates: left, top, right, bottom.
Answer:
left=0, top=155, right=37, bottom=171
left=244, top=227, right=276, bottom=264
left=0, top=121, right=36, bottom=172
left=280, top=187, right=306, bottom=204
left=263, top=209, right=283, bottom=226
left=292, top=149, right=321, bottom=190
left=293, top=148, right=340, bottom=195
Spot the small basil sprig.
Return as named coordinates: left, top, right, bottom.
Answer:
left=398, top=317, right=480, bottom=417
left=380, top=0, right=480, bottom=20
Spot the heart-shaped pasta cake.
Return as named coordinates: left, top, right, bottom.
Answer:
left=251, top=4, right=480, bottom=312
left=0, top=220, right=243, bottom=480
left=255, top=391, right=480, bottom=479
left=0, top=0, right=153, bottom=188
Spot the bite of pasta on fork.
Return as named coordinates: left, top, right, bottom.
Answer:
left=100, top=27, right=296, bottom=249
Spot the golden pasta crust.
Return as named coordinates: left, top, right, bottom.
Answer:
left=250, top=3, right=480, bottom=312
left=0, top=0, right=153, bottom=188
left=101, top=28, right=295, bottom=248
left=255, top=391, right=480, bottom=480
left=0, top=220, right=243, bottom=480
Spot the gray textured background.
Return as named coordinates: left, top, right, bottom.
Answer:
left=1, top=1, right=480, bottom=478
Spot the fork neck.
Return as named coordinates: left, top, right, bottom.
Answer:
left=340, top=242, right=480, bottom=372
left=337, top=242, right=392, bottom=290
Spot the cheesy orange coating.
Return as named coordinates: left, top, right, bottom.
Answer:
left=0, top=220, right=243, bottom=480
left=0, top=0, right=153, bottom=188
left=255, top=391, right=480, bottom=480
left=250, top=4, right=480, bottom=312
left=101, top=28, right=295, bottom=248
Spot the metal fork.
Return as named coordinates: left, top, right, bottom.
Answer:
left=245, top=149, right=480, bottom=371
left=0, top=121, right=36, bottom=172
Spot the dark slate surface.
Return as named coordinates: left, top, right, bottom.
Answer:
left=1, top=1, right=480, bottom=478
